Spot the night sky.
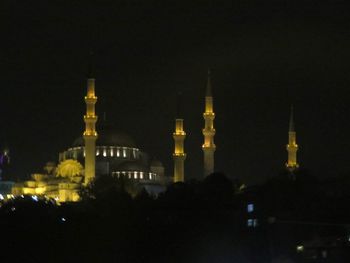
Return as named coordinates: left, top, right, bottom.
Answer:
left=1, top=1, right=350, bottom=184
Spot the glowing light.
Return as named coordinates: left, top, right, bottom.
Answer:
left=140, top=172, right=144, bottom=179
left=247, top=219, right=253, bottom=227
left=0, top=194, right=4, bottom=200
left=56, top=159, right=83, bottom=177
left=117, top=149, right=120, bottom=157
left=247, top=204, right=254, bottom=213
left=247, top=219, right=258, bottom=227
left=123, top=148, right=127, bottom=157
left=296, top=245, right=304, bottom=253
left=110, top=148, right=114, bottom=157
left=134, top=171, right=138, bottom=179
left=32, top=195, right=38, bottom=202
left=103, top=148, right=107, bottom=157
left=61, top=217, right=66, bottom=222
left=11, top=207, right=16, bottom=212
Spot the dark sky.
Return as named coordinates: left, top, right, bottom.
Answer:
left=1, top=1, right=350, bottom=184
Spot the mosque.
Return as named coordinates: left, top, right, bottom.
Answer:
left=6, top=68, right=299, bottom=202
left=11, top=71, right=168, bottom=202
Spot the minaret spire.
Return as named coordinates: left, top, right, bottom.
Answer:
left=173, top=93, right=186, bottom=183
left=87, top=50, right=95, bottom=79
left=206, top=68, right=212, bottom=97
left=83, top=54, right=98, bottom=185
left=289, top=104, right=295, bottom=132
left=286, top=105, right=298, bottom=173
left=202, top=69, right=216, bottom=177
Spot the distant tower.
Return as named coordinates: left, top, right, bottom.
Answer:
left=286, top=105, right=299, bottom=172
left=202, top=69, right=216, bottom=177
left=173, top=93, right=186, bottom=183
left=83, top=67, right=98, bottom=185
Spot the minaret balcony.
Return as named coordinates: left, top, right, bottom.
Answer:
left=202, top=144, right=216, bottom=149
left=202, top=129, right=216, bottom=136
left=203, top=112, right=215, bottom=119
left=286, top=144, right=298, bottom=150
left=85, top=96, right=97, bottom=103
left=286, top=163, right=299, bottom=169
left=173, top=133, right=186, bottom=140
left=173, top=130, right=186, bottom=135
left=173, top=153, right=186, bottom=159
left=84, top=115, right=97, bottom=121
left=83, top=131, right=98, bottom=137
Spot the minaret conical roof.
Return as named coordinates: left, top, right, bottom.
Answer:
left=87, top=51, right=95, bottom=79
left=206, top=68, right=212, bottom=97
left=176, top=92, right=184, bottom=119
left=289, top=105, right=295, bottom=132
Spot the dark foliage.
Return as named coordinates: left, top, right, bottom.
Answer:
left=1, top=172, right=350, bottom=262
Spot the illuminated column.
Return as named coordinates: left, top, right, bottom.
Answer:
left=202, top=69, right=216, bottom=177
left=286, top=105, right=299, bottom=172
left=83, top=76, right=98, bottom=185
left=173, top=94, right=186, bottom=182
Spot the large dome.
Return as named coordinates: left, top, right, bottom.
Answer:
left=73, top=124, right=137, bottom=148
left=118, top=161, right=148, bottom=172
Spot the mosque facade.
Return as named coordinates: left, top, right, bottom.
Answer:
left=286, top=105, right=299, bottom=173
left=11, top=74, right=167, bottom=202
left=4, top=69, right=300, bottom=202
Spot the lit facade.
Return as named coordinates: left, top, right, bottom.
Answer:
left=286, top=106, right=299, bottom=172
left=11, top=74, right=167, bottom=202
left=62, top=125, right=167, bottom=196
left=12, top=161, right=81, bottom=202
left=173, top=120, right=186, bottom=182
left=202, top=70, right=216, bottom=177
left=83, top=77, right=98, bottom=185
left=173, top=94, right=186, bottom=182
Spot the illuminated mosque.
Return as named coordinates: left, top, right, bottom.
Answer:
left=171, top=70, right=299, bottom=182
left=6, top=68, right=298, bottom=202
left=286, top=105, right=299, bottom=173
left=11, top=71, right=167, bottom=202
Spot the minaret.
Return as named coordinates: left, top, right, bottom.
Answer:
left=83, top=67, right=98, bottom=185
left=202, top=69, right=216, bottom=177
left=173, top=93, right=186, bottom=183
left=286, top=105, right=298, bottom=172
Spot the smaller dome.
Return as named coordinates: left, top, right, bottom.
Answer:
left=56, top=159, right=84, bottom=178
left=150, top=159, right=163, bottom=167
left=117, top=161, right=148, bottom=172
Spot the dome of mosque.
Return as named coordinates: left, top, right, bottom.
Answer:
left=56, top=159, right=84, bottom=178
left=118, top=161, right=148, bottom=172
left=150, top=159, right=163, bottom=167
left=72, top=124, right=137, bottom=148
